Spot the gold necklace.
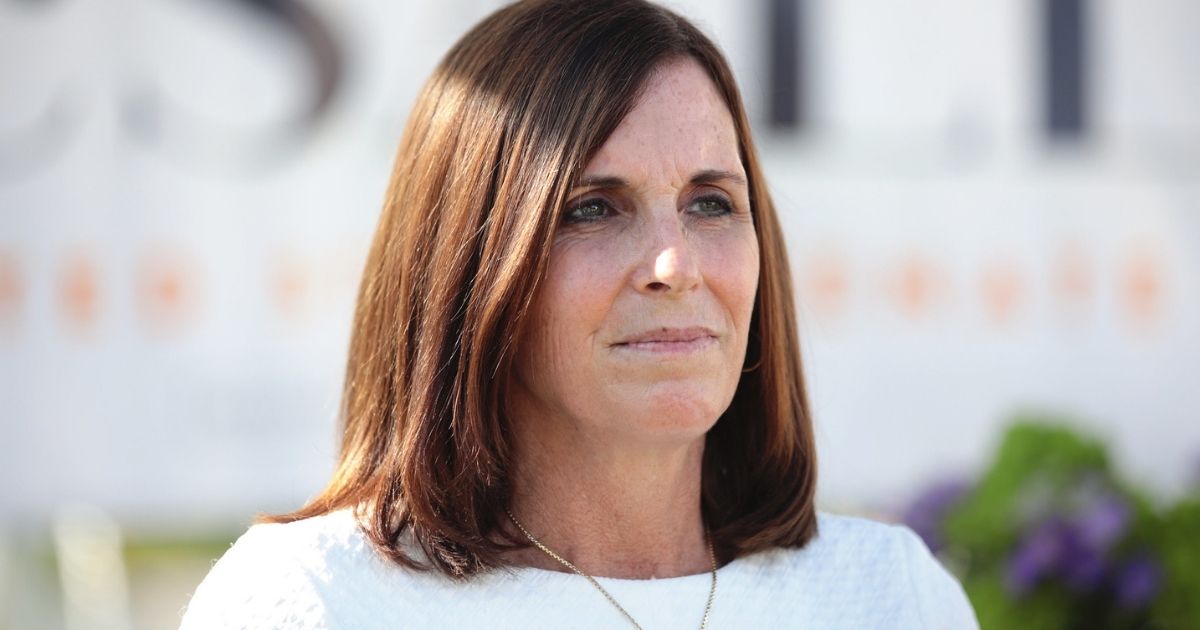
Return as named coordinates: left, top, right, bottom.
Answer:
left=506, top=509, right=718, bottom=630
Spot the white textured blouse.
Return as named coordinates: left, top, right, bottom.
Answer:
left=180, top=509, right=978, bottom=629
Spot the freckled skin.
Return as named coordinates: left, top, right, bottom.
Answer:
left=510, top=58, right=759, bottom=448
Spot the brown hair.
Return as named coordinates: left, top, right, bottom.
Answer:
left=264, top=0, right=817, bottom=578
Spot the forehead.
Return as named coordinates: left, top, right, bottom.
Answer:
left=581, top=57, right=743, bottom=180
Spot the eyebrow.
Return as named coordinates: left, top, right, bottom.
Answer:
left=572, top=169, right=747, bottom=190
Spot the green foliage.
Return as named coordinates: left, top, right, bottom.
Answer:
left=1152, top=498, right=1200, bottom=627
left=944, top=415, right=1110, bottom=560
left=963, top=571, right=1072, bottom=630
left=123, top=534, right=240, bottom=568
left=927, top=414, right=1200, bottom=630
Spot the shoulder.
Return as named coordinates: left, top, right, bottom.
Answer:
left=809, top=511, right=928, bottom=564
left=759, top=512, right=932, bottom=588
left=816, top=512, right=978, bottom=629
left=733, top=511, right=978, bottom=629
left=179, top=509, right=371, bottom=630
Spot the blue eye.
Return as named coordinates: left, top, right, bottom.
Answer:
left=564, top=197, right=612, bottom=223
left=691, top=194, right=733, bottom=217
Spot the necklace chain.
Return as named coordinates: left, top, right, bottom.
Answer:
left=506, top=509, right=718, bottom=630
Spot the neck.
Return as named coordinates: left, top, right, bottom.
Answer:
left=507, top=416, right=710, bottom=579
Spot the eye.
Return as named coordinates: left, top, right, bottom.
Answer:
left=689, top=193, right=734, bottom=217
left=564, top=197, right=613, bottom=224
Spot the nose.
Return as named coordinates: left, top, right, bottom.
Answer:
left=635, top=214, right=702, bottom=295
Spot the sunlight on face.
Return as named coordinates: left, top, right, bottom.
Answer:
left=511, top=57, right=759, bottom=445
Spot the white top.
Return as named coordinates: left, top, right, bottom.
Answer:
left=180, top=509, right=978, bottom=629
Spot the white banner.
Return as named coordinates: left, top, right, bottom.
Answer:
left=1, top=0, right=1197, bottom=526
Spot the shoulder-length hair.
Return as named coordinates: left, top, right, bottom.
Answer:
left=265, top=0, right=817, bottom=578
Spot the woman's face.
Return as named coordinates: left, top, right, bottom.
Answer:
left=510, top=57, right=759, bottom=446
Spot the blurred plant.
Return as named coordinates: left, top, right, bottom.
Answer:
left=904, top=414, right=1200, bottom=630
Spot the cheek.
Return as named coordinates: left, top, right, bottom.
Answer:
left=522, top=245, right=619, bottom=371
left=707, top=229, right=760, bottom=324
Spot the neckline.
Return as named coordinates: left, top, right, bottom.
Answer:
left=506, top=556, right=738, bottom=585
left=334, top=507, right=754, bottom=585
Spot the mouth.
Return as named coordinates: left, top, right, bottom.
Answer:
left=611, top=327, right=718, bottom=354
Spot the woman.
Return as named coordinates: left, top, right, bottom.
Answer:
left=182, top=0, right=978, bottom=627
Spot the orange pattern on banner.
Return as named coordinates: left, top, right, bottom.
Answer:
left=136, top=248, right=201, bottom=335
left=1054, top=243, right=1092, bottom=308
left=797, top=250, right=849, bottom=321
left=886, top=254, right=944, bottom=320
left=1122, top=248, right=1163, bottom=329
left=8, top=238, right=1176, bottom=341
left=270, top=250, right=311, bottom=321
left=60, top=250, right=100, bottom=335
left=980, top=261, right=1024, bottom=326
left=0, top=252, right=21, bottom=328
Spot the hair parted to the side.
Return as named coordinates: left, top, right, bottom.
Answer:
left=262, top=0, right=817, bottom=579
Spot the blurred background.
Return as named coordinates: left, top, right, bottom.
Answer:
left=1, top=0, right=1197, bottom=627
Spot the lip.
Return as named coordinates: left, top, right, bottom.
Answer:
left=611, top=326, right=718, bottom=354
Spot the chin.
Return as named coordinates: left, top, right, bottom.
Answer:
left=616, top=384, right=730, bottom=441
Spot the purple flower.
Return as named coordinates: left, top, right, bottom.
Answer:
left=1006, top=519, right=1069, bottom=596
left=1076, top=493, right=1129, bottom=552
left=1114, top=553, right=1161, bottom=609
left=904, top=479, right=971, bottom=554
left=1061, top=541, right=1107, bottom=592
